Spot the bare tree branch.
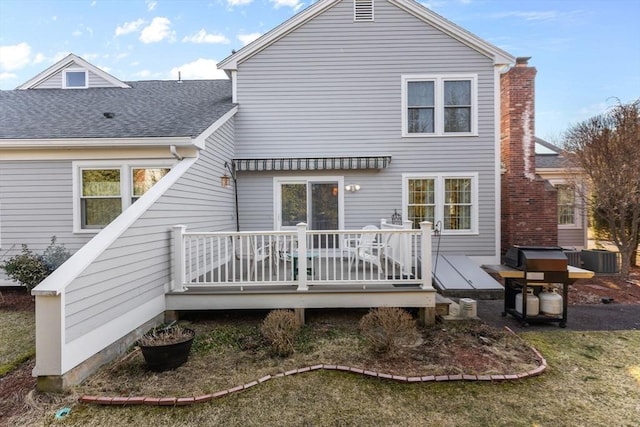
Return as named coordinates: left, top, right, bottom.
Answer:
left=564, top=99, right=640, bottom=279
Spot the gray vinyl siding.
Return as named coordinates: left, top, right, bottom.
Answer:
left=233, top=0, right=498, bottom=256
left=559, top=229, right=586, bottom=249
left=32, top=62, right=117, bottom=89
left=64, top=118, right=235, bottom=342
left=0, top=161, right=93, bottom=281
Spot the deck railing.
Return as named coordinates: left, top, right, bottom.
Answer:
left=171, top=221, right=433, bottom=292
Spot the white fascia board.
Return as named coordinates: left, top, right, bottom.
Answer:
left=17, top=53, right=130, bottom=90
left=32, top=156, right=198, bottom=296
left=0, top=136, right=193, bottom=149
left=191, top=106, right=238, bottom=150
left=388, top=0, right=516, bottom=66
left=218, top=0, right=341, bottom=70
left=536, top=167, right=583, bottom=175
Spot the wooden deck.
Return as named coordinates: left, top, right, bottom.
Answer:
left=167, top=257, right=437, bottom=324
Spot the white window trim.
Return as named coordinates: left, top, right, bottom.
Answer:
left=72, top=160, right=174, bottom=233
left=549, top=179, right=582, bottom=230
left=402, top=172, right=479, bottom=235
left=401, top=74, right=478, bottom=137
left=63, top=68, right=88, bottom=89
left=273, top=176, right=345, bottom=231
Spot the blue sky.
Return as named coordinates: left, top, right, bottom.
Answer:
left=1, top=0, right=638, bottom=140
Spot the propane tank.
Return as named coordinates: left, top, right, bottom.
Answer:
left=539, top=287, right=563, bottom=316
left=515, top=288, right=539, bottom=316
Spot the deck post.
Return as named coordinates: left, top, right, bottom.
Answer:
left=172, top=225, right=187, bottom=292
left=420, top=221, right=433, bottom=290
left=296, top=222, right=308, bottom=291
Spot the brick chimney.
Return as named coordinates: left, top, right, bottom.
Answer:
left=500, top=57, right=558, bottom=254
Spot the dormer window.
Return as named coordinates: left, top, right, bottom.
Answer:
left=63, top=69, right=88, bottom=89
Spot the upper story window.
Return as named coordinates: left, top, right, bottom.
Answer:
left=403, top=173, right=478, bottom=234
left=74, top=161, right=172, bottom=232
left=63, top=69, right=88, bottom=89
left=402, top=75, right=477, bottom=137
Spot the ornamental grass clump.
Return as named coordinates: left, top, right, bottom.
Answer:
left=359, top=307, right=418, bottom=355
left=138, top=325, right=195, bottom=347
left=260, top=310, right=302, bottom=356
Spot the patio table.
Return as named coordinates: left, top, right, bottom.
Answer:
left=291, top=251, right=319, bottom=280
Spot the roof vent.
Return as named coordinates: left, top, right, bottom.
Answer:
left=354, top=0, right=374, bottom=21
left=103, top=112, right=115, bottom=119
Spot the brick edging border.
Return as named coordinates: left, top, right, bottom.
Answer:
left=80, top=327, right=546, bottom=407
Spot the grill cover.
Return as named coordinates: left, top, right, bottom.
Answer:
left=504, top=246, right=568, bottom=271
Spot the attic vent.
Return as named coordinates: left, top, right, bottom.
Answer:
left=354, top=0, right=374, bottom=21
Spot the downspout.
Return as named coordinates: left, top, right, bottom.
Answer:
left=224, top=161, right=240, bottom=232
left=169, top=145, right=183, bottom=160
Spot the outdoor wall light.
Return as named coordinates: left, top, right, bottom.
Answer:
left=220, top=173, right=231, bottom=188
left=220, top=161, right=235, bottom=188
left=345, top=184, right=361, bottom=192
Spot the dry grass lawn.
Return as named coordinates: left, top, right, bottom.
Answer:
left=5, top=310, right=640, bottom=426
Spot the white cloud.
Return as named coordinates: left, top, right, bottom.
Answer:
left=33, top=53, right=46, bottom=64
left=238, top=32, right=261, bottom=46
left=489, top=10, right=559, bottom=22
left=72, top=30, right=82, bottom=37
left=115, top=19, right=145, bottom=36
left=0, top=72, right=17, bottom=80
left=227, top=0, right=253, bottom=6
left=147, top=0, right=157, bottom=11
left=271, top=0, right=304, bottom=11
left=170, top=58, right=228, bottom=80
left=82, top=53, right=100, bottom=61
left=140, top=17, right=175, bottom=43
left=133, top=70, right=153, bottom=78
left=182, top=29, right=230, bottom=44
left=91, top=0, right=97, bottom=6
left=0, top=42, right=31, bottom=71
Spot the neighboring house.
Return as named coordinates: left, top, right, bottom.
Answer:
left=535, top=138, right=588, bottom=249
left=0, top=0, right=559, bottom=390
left=0, top=53, right=237, bottom=285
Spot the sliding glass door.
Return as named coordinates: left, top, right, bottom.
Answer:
left=275, top=177, right=344, bottom=247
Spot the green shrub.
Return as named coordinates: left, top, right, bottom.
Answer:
left=260, top=310, right=302, bottom=356
left=1, top=237, right=71, bottom=292
left=359, top=307, right=418, bottom=355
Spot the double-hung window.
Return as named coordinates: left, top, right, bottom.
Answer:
left=403, top=173, right=478, bottom=234
left=402, top=75, right=477, bottom=137
left=74, top=162, right=171, bottom=232
left=556, top=184, right=577, bottom=227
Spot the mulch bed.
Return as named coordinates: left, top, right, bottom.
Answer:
left=1, top=267, right=639, bottom=423
left=0, top=287, right=35, bottom=311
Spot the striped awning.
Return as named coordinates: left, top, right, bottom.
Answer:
left=233, top=156, right=392, bottom=172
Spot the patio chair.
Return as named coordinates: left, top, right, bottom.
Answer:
left=234, top=236, right=272, bottom=280
left=347, top=225, right=383, bottom=272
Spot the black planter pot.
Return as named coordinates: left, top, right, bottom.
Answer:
left=139, top=328, right=195, bottom=372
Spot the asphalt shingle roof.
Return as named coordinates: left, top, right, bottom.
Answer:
left=535, top=137, right=567, bottom=169
left=0, top=80, right=234, bottom=140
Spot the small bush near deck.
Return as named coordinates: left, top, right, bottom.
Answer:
left=260, top=310, right=302, bottom=356
left=1, top=237, right=71, bottom=292
left=359, top=307, right=418, bottom=354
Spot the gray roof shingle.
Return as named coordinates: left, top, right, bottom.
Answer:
left=0, top=80, right=234, bottom=140
left=535, top=137, right=568, bottom=169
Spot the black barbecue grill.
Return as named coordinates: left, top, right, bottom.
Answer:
left=502, top=246, right=570, bottom=327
